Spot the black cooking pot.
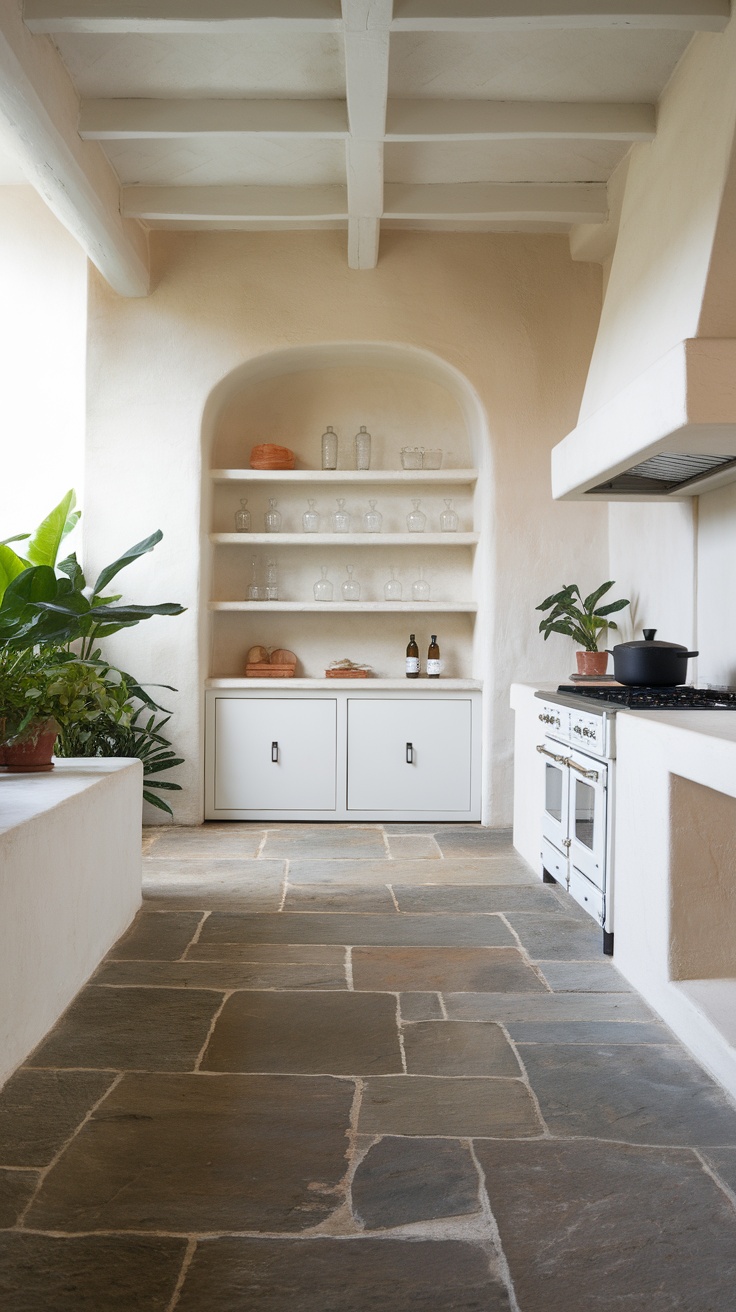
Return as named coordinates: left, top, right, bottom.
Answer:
left=607, top=629, right=699, bottom=686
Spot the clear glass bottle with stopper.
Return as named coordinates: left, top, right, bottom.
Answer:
left=234, top=498, right=251, bottom=532
left=264, top=498, right=282, bottom=532
left=427, top=634, right=441, bottom=679
left=363, top=499, right=382, bottom=533
left=407, top=499, right=426, bottom=533
left=412, top=566, right=430, bottom=602
left=313, top=567, right=333, bottom=602
left=303, top=499, right=320, bottom=533
left=341, top=566, right=360, bottom=601
left=265, top=559, right=279, bottom=601
left=354, top=425, right=371, bottom=471
left=406, top=633, right=420, bottom=679
left=332, top=498, right=351, bottom=532
left=321, top=426, right=338, bottom=470
left=440, top=498, right=459, bottom=532
left=384, top=567, right=402, bottom=602
left=247, top=559, right=263, bottom=600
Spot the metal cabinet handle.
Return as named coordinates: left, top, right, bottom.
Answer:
left=562, top=838, right=572, bottom=848
left=536, top=744, right=567, bottom=764
left=567, top=758, right=599, bottom=782
left=406, top=742, right=414, bottom=764
left=271, top=741, right=279, bottom=763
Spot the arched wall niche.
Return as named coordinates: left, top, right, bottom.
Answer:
left=199, top=341, right=495, bottom=822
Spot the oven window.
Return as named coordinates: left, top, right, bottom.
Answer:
left=574, top=779, right=595, bottom=850
left=545, top=763, right=563, bottom=823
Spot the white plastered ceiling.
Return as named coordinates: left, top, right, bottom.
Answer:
left=1, top=2, right=731, bottom=288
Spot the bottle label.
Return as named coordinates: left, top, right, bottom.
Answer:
left=406, top=657, right=420, bottom=674
left=427, top=659, right=441, bottom=676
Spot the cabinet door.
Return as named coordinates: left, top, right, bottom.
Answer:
left=214, top=697, right=337, bottom=812
left=347, top=698, right=473, bottom=813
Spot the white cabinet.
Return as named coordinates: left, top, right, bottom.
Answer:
left=205, top=689, right=481, bottom=821
left=347, top=698, right=473, bottom=813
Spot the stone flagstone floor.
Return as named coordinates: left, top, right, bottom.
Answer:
left=2, top=823, right=736, bottom=1309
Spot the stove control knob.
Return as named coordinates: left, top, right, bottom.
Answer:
left=573, top=725, right=582, bottom=735
left=582, top=727, right=593, bottom=738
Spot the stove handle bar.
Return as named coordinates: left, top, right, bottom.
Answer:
left=536, top=744, right=599, bottom=782
left=536, top=744, right=568, bottom=765
left=567, top=757, right=600, bottom=782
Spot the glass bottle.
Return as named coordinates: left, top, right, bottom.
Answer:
left=406, top=633, right=420, bottom=679
left=321, top=425, right=338, bottom=470
left=354, top=425, right=371, bottom=471
left=427, top=634, right=441, bottom=679
left=264, top=498, right=282, bottom=532
left=440, top=498, right=459, bottom=532
left=303, top=499, right=320, bottom=533
left=332, top=498, right=351, bottom=532
left=384, top=568, right=402, bottom=602
left=363, top=499, right=382, bottom=533
left=234, top=498, right=251, bottom=532
left=412, top=566, right=431, bottom=602
left=247, top=559, right=262, bottom=601
left=341, top=565, right=361, bottom=601
left=265, top=559, right=279, bottom=601
left=313, top=567, right=334, bottom=602
left=406, top=499, right=426, bottom=533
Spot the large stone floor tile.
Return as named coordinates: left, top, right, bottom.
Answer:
left=476, top=1140, right=736, bottom=1312
left=434, top=829, right=513, bottom=857
left=176, top=1237, right=508, bottom=1312
left=27, top=987, right=222, bottom=1072
left=509, top=1020, right=671, bottom=1044
left=108, top=910, right=202, bottom=961
left=262, top=828, right=387, bottom=860
left=403, top=1022, right=522, bottom=1076
left=185, top=941, right=346, bottom=966
left=142, top=858, right=285, bottom=910
left=399, top=993, right=444, bottom=1021
left=0, top=1234, right=186, bottom=1312
left=360, top=1075, right=541, bottom=1137
left=521, top=1044, right=736, bottom=1145
left=145, top=825, right=265, bottom=858
left=0, top=1170, right=37, bottom=1227
left=287, top=858, right=535, bottom=886
left=503, top=912, right=603, bottom=961
left=201, top=991, right=401, bottom=1075
left=386, top=835, right=441, bottom=860
left=95, top=958, right=347, bottom=990
left=538, top=960, right=633, bottom=992
left=393, top=885, right=564, bottom=914
left=198, top=911, right=517, bottom=948
left=353, top=946, right=544, bottom=993
left=701, top=1146, right=736, bottom=1194
left=284, top=884, right=396, bottom=912
left=27, top=1073, right=353, bottom=1234
left=443, top=992, right=655, bottom=1022
left=351, top=1137, right=481, bottom=1228
left=0, top=1070, right=115, bottom=1166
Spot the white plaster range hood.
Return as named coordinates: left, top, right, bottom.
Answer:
left=552, top=338, right=736, bottom=501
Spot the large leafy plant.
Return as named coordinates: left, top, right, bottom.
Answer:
left=0, top=648, right=131, bottom=746
left=536, top=581, right=630, bottom=653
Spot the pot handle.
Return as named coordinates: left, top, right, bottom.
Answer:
left=685, top=651, right=699, bottom=658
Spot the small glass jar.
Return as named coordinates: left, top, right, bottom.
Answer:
left=303, top=499, right=320, bottom=533
left=406, top=499, right=426, bottom=533
left=400, top=447, right=424, bottom=470
left=423, top=448, right=442, bottom=469
left=363, top=499, right=382, bottom=533
left=412, top=567, right=431, bottom=602
left=247, top=559, right=263, bottom=601
left=234, top=498, right=251, bottom=532
left=332, top=498, right=351, bottom=532
left=313, top=567, right=334, bottom=602
left=265, top=559, right=279, bottom=601
left=440, top=497, right=459, bottom=532
left=354, top=425, right=371, bottom=471
left=264, top=498, right=282, bottom=532
left=342, top=565, right=361, bottom=601
left=321, top=425, right=338, bottom=471
left=384, top=568, right=402, bottom=602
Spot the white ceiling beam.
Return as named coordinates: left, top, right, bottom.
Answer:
left=386, top=100, right=656, bottom=141
left=122, top=185, right=348, bottom=222
left=391, top=1, right=730, bottom=30
left=79, top=99, right=348, bottom=140
left=24, top=0, right=343, bottom=34
left=343, top=0, right=392, bottom=270
left=2, top=0, right=148, bottom=295
left=384, top=182, right=608, bottom=222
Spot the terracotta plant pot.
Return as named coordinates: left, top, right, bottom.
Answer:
left=576, top=650, right=609, bottom=677
left=1, top=720, right=58, bottom=772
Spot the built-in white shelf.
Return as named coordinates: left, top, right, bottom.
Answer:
left=210, top=532, right=479, bottom=546
left=212, top=468, right=478, bottom=485
left=206, top=677, right=483, bottom=690
left=211, top=601, right=477, bottom=613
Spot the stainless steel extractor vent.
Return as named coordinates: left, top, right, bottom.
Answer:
left=586, top=452, right=736, bottom=495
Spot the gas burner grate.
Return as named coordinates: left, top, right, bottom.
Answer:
left=557, top=685, right=736, bottom=709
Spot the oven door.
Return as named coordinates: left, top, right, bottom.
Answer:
left=567, top=747, right=608, bottom=892
left=538, top=739, right=570, bottom=858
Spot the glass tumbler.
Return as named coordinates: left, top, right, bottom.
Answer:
left=400, top=447, right=424, bottom=470
left=406, top=499, right=426, bottom=533
left=363, top=499, right=382, bottom=533
left=321, top=426, right=338, bottom=470
left=303, top=499, right=320, bottom=533
left=264, top=498, right=282, bottom=532
left=384, top=568, right=402, bottom=602
left=354, top=425, right=371, bottom=471
left=234, top=498, right=251, bottom=532
left=342, top=566, right=361, bottom=601
left=313, top=567, right=334, bottom=602
left=332, top=498, right=351, bottom=532
left=440, top=498, right=459, bottom=532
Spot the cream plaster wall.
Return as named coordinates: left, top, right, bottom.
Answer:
left=84, top=229, right=605, bottom=824
left=0, top=185, right=87, bottom=541
left=696, top=482, right=736, bottom=687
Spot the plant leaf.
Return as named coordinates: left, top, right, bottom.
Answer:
left=57, top=553, right=87, bottom=591
left=583, top=580, right=615, bottom=612
left=25, top=490, right=79, bottom=569
left=91, top=531, right=163, bottom=599
left=142, top=790, right=174, bottom=815
left=595, top=598, right=630, bottom=617
left=0, top=545, right=30, bottom=606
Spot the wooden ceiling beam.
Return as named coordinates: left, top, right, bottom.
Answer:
left=24, top=1, right=343, bottom=35
left=386, top=99, right=656, bottom=141
left=79, top=99, right=348, bottom=140
left=384, top=181, right=608, bottom=222
left=122, top=184, right=348, bottom=221
left=391, top=1, right=730, bottom=31
left=343, top=0, right=392, bottom=270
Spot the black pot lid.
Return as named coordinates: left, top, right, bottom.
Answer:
left=613, top=629, right=689, bottom=652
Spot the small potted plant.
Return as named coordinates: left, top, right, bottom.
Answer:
left=536, top=581, right=630, bottom=676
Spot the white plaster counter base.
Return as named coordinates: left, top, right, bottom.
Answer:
left=0, top=759, right=143, bottom=1088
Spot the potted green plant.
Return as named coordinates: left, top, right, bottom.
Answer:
left=536, top=581, right=630, bottom=676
